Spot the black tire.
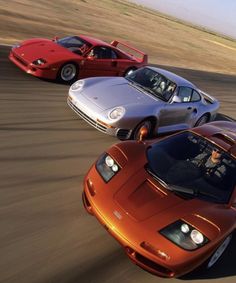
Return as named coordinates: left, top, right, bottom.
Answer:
left=205, top=234, right=232, bottom=270
left=57, top=62, right=78, bottom=84
left=195, top=114, right=209, bottom=127
left=132, top=119, right=154, bottom=140
left=124, top=67, right=136, bottom=77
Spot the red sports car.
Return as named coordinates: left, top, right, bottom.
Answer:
left=9, top=35, right=148, bottom=83
left=82, top=121, right=236, bottom=277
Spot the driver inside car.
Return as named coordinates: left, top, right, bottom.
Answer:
left=191, top=148, right=227, bottom=180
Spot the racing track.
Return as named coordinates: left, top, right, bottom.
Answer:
left=0, top=45, right=236, bottom=283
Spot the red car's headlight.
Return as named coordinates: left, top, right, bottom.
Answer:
left=32, top=58, right=47, bottom=65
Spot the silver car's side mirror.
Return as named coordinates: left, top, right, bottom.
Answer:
left=171, top=95, right=181, bottom=104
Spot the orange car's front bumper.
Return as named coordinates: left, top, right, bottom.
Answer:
left=82, top=189, right=175, bottom=277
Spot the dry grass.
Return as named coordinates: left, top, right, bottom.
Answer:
left=0, top=0, right=236, bottom=74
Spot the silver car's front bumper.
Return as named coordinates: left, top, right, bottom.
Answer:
left=67, top=97, right=107, bottom=133
left=67, top=97, right=132, bottom=139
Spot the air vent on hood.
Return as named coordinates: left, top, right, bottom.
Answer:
left=212, top=132, right=235, bottom=146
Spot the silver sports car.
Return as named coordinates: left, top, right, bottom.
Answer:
left=67, top=66, right=219, bottom=140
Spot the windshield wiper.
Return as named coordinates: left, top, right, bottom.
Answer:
left=169, top=186, right=222, bottom=202
left=128, top=80, right=163, bottom=98
left=146, top=166, right=168, bottom=188
left=168, top=185, right=196, bottom=196
left=194, top=190, right=222, bottom=202
left=136, top=84, right=165, bottom=100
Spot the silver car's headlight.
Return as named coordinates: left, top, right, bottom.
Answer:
left=96, top=153, right=120, bottom=182
left=71, top=80, right=84, bottom=91
left=109, top=107, right=125, bottom=120
left=160, top=220, right=209, bottom=250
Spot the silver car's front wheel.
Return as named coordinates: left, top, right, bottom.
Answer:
left=59, top=63, right=78, bottom=83
left=206, top=234, right=232, bottom=269
left=132, top=119, right=153, bottom=140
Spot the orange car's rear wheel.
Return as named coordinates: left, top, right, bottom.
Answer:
left=58, top=63, right=78, bottom=83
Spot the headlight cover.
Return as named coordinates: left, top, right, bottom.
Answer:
left=160, top=220, right=208, bottom=250
left=32, top=58, right=47, bottom=66
left=12, top=44, right=20, bottom=50
left=96, top=153, right=120, bottom=182
left=108, top=107, right=125, bottom=120
left=71, top=80, right=84, bottom=91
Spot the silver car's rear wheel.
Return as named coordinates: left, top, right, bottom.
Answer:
left=59, top=63, right=78, bottom=83
left=195, top=114, right=209, bottom=127
left=206, top=234, right=232, bottom=269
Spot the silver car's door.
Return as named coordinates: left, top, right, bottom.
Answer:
left=158, top=87, right=200, bottom=133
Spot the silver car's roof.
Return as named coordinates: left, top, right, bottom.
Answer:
left=147, top=66, right=196, bottom=88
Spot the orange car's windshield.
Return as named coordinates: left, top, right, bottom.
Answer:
left=146, top=132, right=236, bottom=204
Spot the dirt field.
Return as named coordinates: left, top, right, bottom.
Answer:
left=0, top=0, right=236, bottom=74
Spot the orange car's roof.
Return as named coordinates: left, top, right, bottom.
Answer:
left=191, top=121, right=236, bottom=158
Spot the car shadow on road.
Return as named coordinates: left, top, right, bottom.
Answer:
left=215, top=113, right=235, bottom=122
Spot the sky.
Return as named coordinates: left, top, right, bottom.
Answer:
left=129, top=0, right=236, bottom=40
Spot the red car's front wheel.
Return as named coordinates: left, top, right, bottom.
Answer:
left=58, top=63, right=78, bottom=83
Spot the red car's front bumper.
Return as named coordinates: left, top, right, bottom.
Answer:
left=9, top=50, right=57, bottom=80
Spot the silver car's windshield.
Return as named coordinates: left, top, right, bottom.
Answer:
left=146, top=131, right=236, bottom=204
left=126, top=67, right=177, bottom=102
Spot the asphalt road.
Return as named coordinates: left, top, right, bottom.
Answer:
left=0, top=45, right=235, bottom=283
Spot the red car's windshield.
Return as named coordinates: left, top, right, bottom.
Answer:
left=57, top=36, right=92, bottom=54
left=146, top=131, right=236, bottom=204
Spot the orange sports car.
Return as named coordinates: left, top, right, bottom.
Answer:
left=82, top=121, right=236, bottom=277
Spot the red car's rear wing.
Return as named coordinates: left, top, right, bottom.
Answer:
left=111, top=40, right=148, bottom=64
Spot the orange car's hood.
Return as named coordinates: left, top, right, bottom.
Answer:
left=114, top=169, right=184, bottom=222
left=113, top=170, right=221, bottom=239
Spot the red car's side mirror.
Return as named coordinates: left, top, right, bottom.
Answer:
left=53, top=36, right=59, bottom=42
left=87, top=56, right=95, bottom=61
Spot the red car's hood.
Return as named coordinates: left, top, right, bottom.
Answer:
left=14, top=38, right=80, bottom=62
